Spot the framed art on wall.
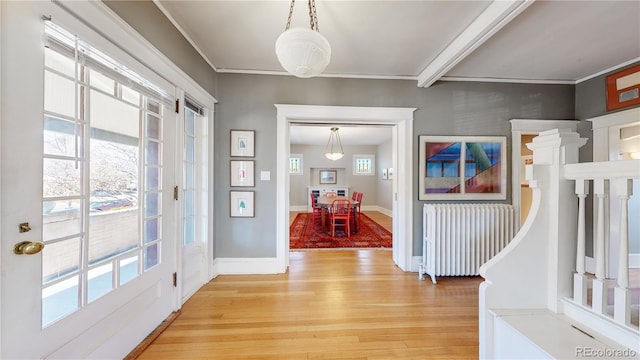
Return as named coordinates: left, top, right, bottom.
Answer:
left=230, top=130, right=255, bottom=157
left=606, top=64, right=640, bottom=111
left=230, top=160, right=255, bottom=187
left=319, top=170, right=337, bottom=184
left=418, top=135, right=507, bottom=200
left=230, top=191, right=255, bottom=217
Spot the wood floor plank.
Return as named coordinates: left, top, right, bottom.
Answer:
left=133, top=238, right=482, bottom=359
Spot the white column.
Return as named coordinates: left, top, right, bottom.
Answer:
left=573, top=179, right=589, bottom=305
left=592, top=179, right=608, bottom=315
left=614, top=179, right=632, bottom=325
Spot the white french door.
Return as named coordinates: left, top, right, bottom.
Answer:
left=1, top=2, right=177, bottom=358
left=178, top=98, right=209, bottom=303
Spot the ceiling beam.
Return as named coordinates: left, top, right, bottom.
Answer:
left=416, top=0, right=534, bottom=88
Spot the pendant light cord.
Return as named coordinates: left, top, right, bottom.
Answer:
left=284, top=0, right=319, bottom=32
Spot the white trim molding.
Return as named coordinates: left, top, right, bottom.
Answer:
left=276, top=104, right=416, bottom=272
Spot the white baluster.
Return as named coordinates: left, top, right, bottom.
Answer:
left=614, top=179, right=632, bottom=325
left=592, top=179, right=607, bottom=315
left=573, top=179, right=589, bottom=305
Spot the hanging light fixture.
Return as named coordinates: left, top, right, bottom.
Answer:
left=275, top=0, right=331, bottom=78
left=325, top=127, right=344, bottom=160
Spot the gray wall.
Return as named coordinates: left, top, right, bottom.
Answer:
left=216, top=74, right=575, bottom=257
left=290, top=144, right=379, bottom=208
left=376, top=139, right=394, bottom=211
left=103, top=0, right=218, bottom=97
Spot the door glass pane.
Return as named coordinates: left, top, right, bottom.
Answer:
left=185, top=163, right=194, bottom=188
left=186, top=136, right=195, bottom=162
left=121, top=85, right=140, bottom=106
left=145, top=193, right=160, bottom=217
left=43, top=158, right=81, bottom=197
left=87, top=263, right=113, bottom=303
left=147, top=114, right=160, bottom=139
left=119, top=255, right=139, bottom=286
left=44, top=116, right=81, bottom=157
left=45, top=47, right=75, bottom=77
left=43, top=199, right=81, bottom=241
left=145, top=167, right=160, bottom=190
left=144, top=243, right=159, bottom=270
left=146, top=140, right=160, bottom=165
left=44, top=71, right=75, bottom=117
left=89, top=70, right=115, bottom=95
left=183, top=217, right=195, bottom=246
left=42, top=276, right=80, bottom=327
left=144, top=218, right=159, bottom=244
left=42, top=238, right=80, bottom=284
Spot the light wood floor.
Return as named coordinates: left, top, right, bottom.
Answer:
left=134, top=248, right=482, bottom=359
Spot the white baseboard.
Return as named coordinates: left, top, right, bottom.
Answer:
left=212, top=257, right=286, bottom=275
left=630, top=253, right=640, bottom=269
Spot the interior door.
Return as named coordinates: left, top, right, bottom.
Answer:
left=1, top=2, right=176, bottom=358
left=179, top=100, right=208, bottom=302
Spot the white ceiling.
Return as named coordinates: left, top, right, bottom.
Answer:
left=155, top=0, right=640, bottom=144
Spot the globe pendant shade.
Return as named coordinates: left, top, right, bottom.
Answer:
left=275, top=27, right=331, bottom=78
left=325, top=152, right=344, bottom=161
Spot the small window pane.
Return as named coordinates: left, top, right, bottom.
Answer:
left=43, top=158, right=81, bottom=197
left=88, top=207, right=138, bottom=263
left=147, top=114, right=160, bottom=139
left=146, top=140, right=160, bottom=165
left=185, top=163, right=195, bottom=189
left=89, top=70, right=115, bottom=95
left=44, top=116, right=82, bottom=157
left=44, top=71, right=75, bottom=117
left=186, top=136, right=195, bottom=162
left=183, top=217, right=195, bottom=246
left=144, top=243, right=159, bottom=270
left=87, top=263, right=113, bottom=303
left=184, top=191, right=195, bottom=217
left=121, top=85, right=140, bottom=106
left=146, top=99, right=160, bottom=114
left=119, top=255, right=139, bottom=285
left=144, top=218, right=159, bottom=243
left=145, top=193, right=160, bottom=217
left=43, top=200, right=82, bottom=241
left=45, top=47, right=75, bottom=77
left=186, top=111, right=195, bottom=135
left=42, top=238, right=80, bottom=284
left=42, top=276, right=80, bottom=327
left=145, top=167, right=160, bottom=190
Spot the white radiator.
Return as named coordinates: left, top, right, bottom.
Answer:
left=421, top=204, right=517, bottom=284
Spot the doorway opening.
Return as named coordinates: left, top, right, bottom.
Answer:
left=275, top=105, right=416, bottom=272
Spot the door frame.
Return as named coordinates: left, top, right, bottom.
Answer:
left=275, top=104, right=416, bottom=271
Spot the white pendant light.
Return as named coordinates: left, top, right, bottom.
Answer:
left=275, top=0, right=331, bottom=78
left=325, top=127, right=344, bottom=161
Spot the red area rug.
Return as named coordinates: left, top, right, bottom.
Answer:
left=290, top=212, right=392, bottom=249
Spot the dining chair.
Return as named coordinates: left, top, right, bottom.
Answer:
left=309, top=192, right=322, bottom=224
left=353, top=192, right=363, bottom=227
left=329, top=199, right=351, bottom=238
left=351, top=191, right=359, bottom=201
left=325, top=191, right=337, bottom=197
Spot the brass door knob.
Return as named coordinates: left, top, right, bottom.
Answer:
left=13, top=241, right=45, bottom=255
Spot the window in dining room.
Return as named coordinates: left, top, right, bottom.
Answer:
left=353, top=154, right=374, bottom=175
left=290, top=154, right=303, bottom=175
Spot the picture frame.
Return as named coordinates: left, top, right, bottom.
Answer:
left=230, top=191, right=255, bottom=217
left=230, top=130, right=255, bottom=157
left=388, top=168, right=394, bottom=180
left=382, top=168, right=388, bottom=180
left=319, top=169, right=337, bottom=184
left=230, top=160, right=255, bottom=187
left=606, top=64, right=640, bottom=111
left=419, top=135, right=506, bottom=200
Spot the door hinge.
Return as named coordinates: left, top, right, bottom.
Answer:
left=175, top=99, right=179, bottom=113
left=173, top=272, right=177, bottom=287
left=174, top=186, right=179, bottom=200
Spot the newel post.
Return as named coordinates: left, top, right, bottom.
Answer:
left=526, top=129, right=587, bottom=311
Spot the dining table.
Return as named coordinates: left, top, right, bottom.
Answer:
left=315, top=195, right=360, bottom=233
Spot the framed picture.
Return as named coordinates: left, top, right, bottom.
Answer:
left=230, top=130, right=255, bottom=157
left=388, top=167, right=394, bottom=180
left=382, top=168, right=388, bottom=180
left=319, top=169, right=337, bottom=184
left=230, top=160, right=255, bottom=187
left=419, top=135, right=506, bottom=200
left=230, top=191, right=255, bottom=217
left=606, top=64, right=640, bottom=111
